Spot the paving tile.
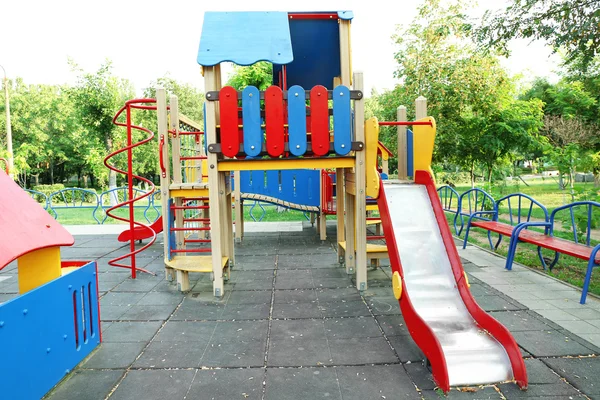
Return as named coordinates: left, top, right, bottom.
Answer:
left=507, top=298, right=557, bottom=311
left=421, top=387, right=503, bottom=399
left=100, top=291, right=145, bottom=306
left=264, top=367, right=341, bottom=400
left=535, top=308, right=580, bottom=321
left=336, top=365, right=421, bottom=400
left=108, top=369, right=196, bottom=400
left=275, top=276, right=315, bottom=290
left=233, top=280, right=275, bottom=290
left=82, top=342, right=146, bottom=369
left=227, top=290, right=272, bottom=304
left=119, top=304, right=178, bottom=321
left=214, top=320, right=269, bottom=341
left=512, top=330, right=595, bottom=357
left=543, top=356, right=600, bottom=396
left=488, top=311, right=553, bottom=332
left=314, top=277, right=354, bottom=289
left=171, top=302, right=224, bottom=320
left=268, top=338, right=332, bottom=366
left=524, top=358, right=564, bottom=384
left=316, top=287, right=362, bottom=302
left=366, top=296, right=402, bottom=315
left=155, top=321, right=218, bottom=341
left=45, top=369, right=125, bottom=400
left=187, top=368, right=264, bottom=400
left=388, top=335, right=425, bottom=362
left=498, top=382, right=581, bottom=398
left=404, top=362, right=436, bottom=391
left=323, top=317, right=382, bottom=339
left=556, top=320, right=600, bottom=334
left=102, top=321, right=163, bottom=343
left=568, top=308, right=600, bottom=320
left=329, top=337, right=397, bottom=364
left=220, top=303, right=271, bottom=320
left=376, top=315, right=409, bottom=336
left=114, top=277, right=161, bottom=292
left=576, top=333, right=600, bottom=347
left=270, top=319, right=326, bottom=340
left=99, top=305, right=131, bottom=321
left=319, top=300, right=371, bottom=318
left=137, top=291, right=185, bottom=305
left=547, top=298, right=591, bottom=309
left=133, top=340, right=208, bottom=368
left=273, top=289, right=318, bottom=304
left=475, top=295, right=523, bottom=311
left=272, top=302, right=323, bottom=319
left=201, top=338, right=266, bottom=367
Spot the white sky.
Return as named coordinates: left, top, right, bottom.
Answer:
left=0, top=0, right=560, bottom=96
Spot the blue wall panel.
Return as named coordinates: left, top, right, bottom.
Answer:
left=333, top=85, right=351, bottom=155
left=288, top=85, right=307, bottom=156
left=0, top=262, right=100, bottom=400
left=407, top=129, right=414, bottom=178
left=242, top=86, right=262, bottom=157
left=239, top=169, right=320, bottom=208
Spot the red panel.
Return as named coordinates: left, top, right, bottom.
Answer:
left=288, top=12, right=339, bottom=19
left=377, top=179, right=450, bottom=392
left=0, top=172, right=74, bottom=270
left=117, top=217, right=163, bottom=242
left=471, top=220, right=515, bottom=237
left=310, top=86, right=330, bottom=156
left=265, top=86, right=285, bottom=157
left=219, top=86, right=239, bottom=158
left=416, top=170, right=528, bottom=390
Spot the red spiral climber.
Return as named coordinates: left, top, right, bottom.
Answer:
left=104, top=99, right=158, bottom=278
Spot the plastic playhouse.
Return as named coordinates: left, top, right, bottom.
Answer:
left=0, top=170, right=101, bottom=399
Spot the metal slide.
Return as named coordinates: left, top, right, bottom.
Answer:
left=378, top=171, right=527, bottom=393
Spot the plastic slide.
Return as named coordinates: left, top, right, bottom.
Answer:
left=377, top=170, right=527, bottom=393
left=118, top=217, right=163, bottom=242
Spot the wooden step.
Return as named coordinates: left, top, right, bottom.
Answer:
left=169, top=182, right=209, bottom=190
left=338, top=241, right=388, bottom=258
left=165, top=255, right=228, bottom=273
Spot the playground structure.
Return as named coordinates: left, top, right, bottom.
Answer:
left=0, top=170, right=100, bottom=400
left=101, top=10, right=529, bottom=393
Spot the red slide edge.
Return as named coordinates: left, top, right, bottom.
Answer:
left=415, top=170, right=528, bottom=390
left=377, top=179, right=450, bottom=392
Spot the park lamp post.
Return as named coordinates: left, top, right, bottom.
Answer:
left=0, top=64, right=14, bottom=179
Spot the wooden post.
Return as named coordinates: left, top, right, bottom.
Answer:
left=336, top=18, right=352, bottom=260
left=353, top=72, right=367, bottom=291
left=234, top=170, right=243, bottom=242
left=204, top=65, right=226, bottom=297
left=157, top=89, right=175, bottom=282
left=415, top=96, right=427, bottom=119
left=397, top=106, right=407, bottom=179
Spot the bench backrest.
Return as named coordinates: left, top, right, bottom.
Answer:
left=437, top=185, right=459, bottom=214
left=48, top=188, right=101, bottom=224
left=457, top=188, right=495, bottom=216
left=550, top=201, right=600, bottom=246
left=24, top=189, right=49, bottom=210
left=495, top=193, right=549, bottom=226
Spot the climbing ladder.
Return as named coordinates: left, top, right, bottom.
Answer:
left=157, top=89, right=232, bottom=292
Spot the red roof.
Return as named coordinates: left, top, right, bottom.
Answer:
left=0, top=172, right=74, bottom=270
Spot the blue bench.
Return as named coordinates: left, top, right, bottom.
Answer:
left=462, top=193, right=549, bottom=251
left=454, top=188, right=496, bottom=236
left=48, top=188, right=102, bottom=224
left=505, top=201, right=600, bottom=304
left=437, top=185, right=460, bottom=234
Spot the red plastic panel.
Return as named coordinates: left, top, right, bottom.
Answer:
left=310, top=85, right=330, bottom=156
left=0, top=172, right=74, bottom=270
left=265, top=86, right=284, bottom=157
left=219, top=86, right=240, bottom=157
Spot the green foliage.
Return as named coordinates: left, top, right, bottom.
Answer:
left=475, top=0, right=600, bottom=68
left=226, top=62, right=273, bottom=90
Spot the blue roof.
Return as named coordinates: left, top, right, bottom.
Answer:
left=197, top=12, right=294, bottom=67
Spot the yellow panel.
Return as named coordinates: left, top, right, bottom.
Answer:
left=170, top=189, right=210, bottom=198
left=165, top=256, right=228, bottom=273
left=392, top=271, right=403, bottom=300
left=338, top=241, right=388, bottom=255
left=364, top=118, right=380, bottom=199
left=17, top=247, right=62, bottom=294
left=217, top=157, right=355, bottom=172
left=366, top=204, right=378, bottom=211
left=412, top=117, right=437, bottom=179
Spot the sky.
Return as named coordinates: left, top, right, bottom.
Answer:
left=0, top=0, right=560, bottom=96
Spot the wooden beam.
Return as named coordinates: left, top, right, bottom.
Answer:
left=353, top=72, right=367, bottom=292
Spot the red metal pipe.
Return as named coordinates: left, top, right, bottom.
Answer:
left=178, top=131, right=204, bottom=135
left=0, top=157, right=8, bottom=174
left=289, top=12, right=338, bottom=19
left=171, top=205, right=209, bottom=210
left=378, top=121, right=432, bottom=126
left=185, top=239, right=212, bottom=243
left=126, top=104, right=136, bottom=278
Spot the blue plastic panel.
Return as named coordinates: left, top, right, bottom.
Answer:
left=242, top=87, right=262, bottom=157
left=0, top=262, right=100, bottom=400
left=198, top=12, right=293, bottom=66
left=273, top=18, right=341, bottom=89
left=239, top=169, right=320, bottom=208
left=333, top=85, right=351, bottom=155
left=288, top=85, right=307, bottom=156
left=407, top=129, right=414, bottom=178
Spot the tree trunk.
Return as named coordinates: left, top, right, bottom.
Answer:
left=470, top=161, right=475, bottom=188
left=83, top=175, right=88, bottom=188
left=569, top=158, right=576, bottom=202
left=558, top=173, right=565, bottom=190
left=105, top=136, right=118, bottom=206
left=49, top=160, right=54, bottom=185
left=487, top=164, right=493, bottom=187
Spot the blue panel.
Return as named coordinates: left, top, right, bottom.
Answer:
left=333, top=85, right=351, bottom=155
left=0, top=262, right=100, bottom=400
left=198, top=12, right=293, bottom=66
left=273, top=19, right=341, bottom=89
left=239, top=169, right=320, bottom=208
left=242, top=87, right=262, bottom=157
left=407, top=129, right=414, bottom=178
left=288, top=85, right=307, bottom=156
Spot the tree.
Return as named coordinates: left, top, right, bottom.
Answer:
left=476, top=0, right=600, bottom=69
left=67, top=60, right=135, bottom=192
left=226, top=62, right=273, bottom=90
